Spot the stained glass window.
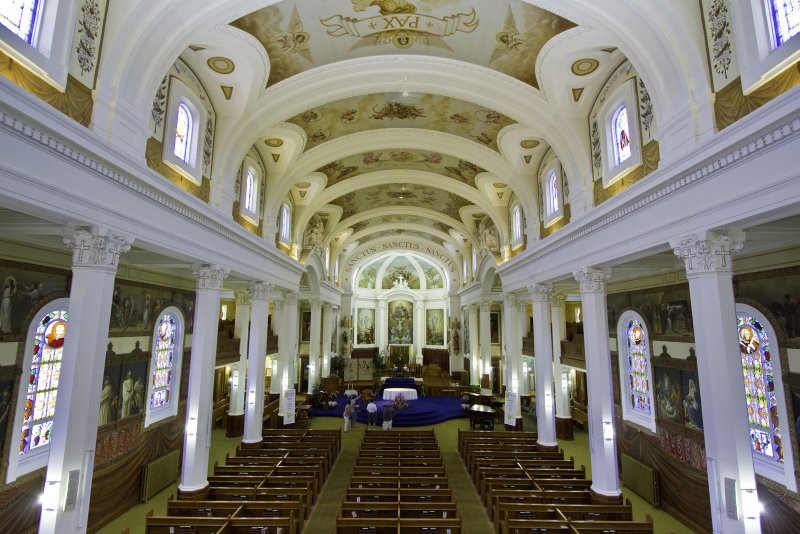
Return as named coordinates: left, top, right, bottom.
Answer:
left=173, top=103, right=193, bottom=163
left=548, top=171, right=560, bottom=215
left=625, top=319, right=651, bottom=416
left=511, top=206, right=522, bottom=243
left=769, top=0, right=800, bottom=47
left=244, top=168, right=257, bottom=213
left=739, top=316, right=782, bottom=462
left=150, top=313, right=176, bottom=411
left=279, top=203, right=291, bottom=243
left=613, top=106, right=631, bottom=165
left=0, top=0, right=40, bottom=44
left=19, top=308, right=66, bottom=456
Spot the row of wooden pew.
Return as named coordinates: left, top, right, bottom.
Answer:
left=337, top=430, right=462, bottom=533
left=145, top=429, right=341, bottom=534
left=458, top=430, right=653, bottom=534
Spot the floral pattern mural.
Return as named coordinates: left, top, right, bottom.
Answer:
left=331, top=183, right=470, bottom=220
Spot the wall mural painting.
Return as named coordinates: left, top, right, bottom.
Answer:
left=734, top=269, right=800, bottom=339
left=382, top=257, right=420, bottom=289
left=426, top=308, right=445, bottom=346
left=0, top=261, right=69, bottom=340
left=464, top=312, right=470, bottom=354
left=423, top=266, right=443, bottom=289
left=388, top=300, right=413, bottom=344
left=357, top=308, right=375, bottom=345
left=682, top=369, right=703, bottom=431
left=358, top=266, right=377, bottom=288
left=331, top=183, right=470, bottom=221
left=606, top=285, right=693, bottom=337
left=0, top=378, right=12, bottom=458
left=109, top=281, right=195, bottom=334
left=490, top=311, right=500, bottom=343
left=300, top=311, right=312, bottom=342
left=654, top=365, right=683, bottom=426
left=100, top=343, right=149, bottom=426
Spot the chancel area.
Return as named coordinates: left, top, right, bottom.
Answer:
left=1, top=1, right=800, bottom=533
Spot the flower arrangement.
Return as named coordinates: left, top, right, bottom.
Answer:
left=393, top=393, right=408, bottom=410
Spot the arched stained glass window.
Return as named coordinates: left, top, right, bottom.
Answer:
left=739, top=315, right=782, bottom=462
left=244, top=168, right=257, bottom=213
left=617, top=311, right=655, bottom=431
left=769, top=0, right=800, bottom=47
left=0, top=0, right=40, bottom=43
left=626, top=319, right=651, bottom=416
left=151, top=313, right=176, bottom=411
left=173, top=103, right=193, bottom=163
left=20, top=308, right=67, bottom=456
left=548, top=171, right=560, bottom=215
left=279, top=203, right=291, bottom=244
left=613, top=106, right=631, bottom=165
left=511, top=205, right=522, bottom=244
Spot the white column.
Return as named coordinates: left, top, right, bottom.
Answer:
left=672, top=230, right=759, bottom=534
left=502, top=294, right=521, bottom=420
left=377, top=298, right=388, bottom=352
left=530, top=284, right=557, bottom=448
left=518, top=301, right=529, bottom=395
left=179, top=264, right=230, bottom=493
left=573, top=267, right=621, bottom=499
left=270, top=298, right=283, bottom=395
left=229, top=290, right=251, bottom=419
left=39, top=228, right=131, bottom=534
left=468, top=304, right=480, bottom=386
left=479, top=300, right=492, bottom=387
left=243, top=282, right=272, bottom=444
left=321, top=303, right=333, bottom=377
left=278, top=291, right=299, bottom=417
left=414, top=297, right=425, bottom=366
left=551, top=295, right=571, bottom=423
left=308, top=299, right=322, bottom=394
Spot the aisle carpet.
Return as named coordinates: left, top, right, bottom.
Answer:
left=310, top=394, right=468, bottom=427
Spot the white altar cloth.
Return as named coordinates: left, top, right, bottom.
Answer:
left=382, top=387, right=418, bottom=401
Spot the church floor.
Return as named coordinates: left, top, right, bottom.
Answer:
left=95, top=405, right=694, bottom=534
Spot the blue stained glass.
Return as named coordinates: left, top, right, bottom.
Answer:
left=626, top=319, right=651, bottom=416
left=0, top=0, right=40, bottom=44
left=770, top=0, right=800, bottom=47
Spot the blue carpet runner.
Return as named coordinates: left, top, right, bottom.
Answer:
left=309, top=395, right=468, bottom=427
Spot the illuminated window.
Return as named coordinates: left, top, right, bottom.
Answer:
left=769, top=0, right=800, bottom=47
left=0, top=0, right=40, bottom=43
left=279, top=203, right=292, bottom=244
left=7, top=298, right=68, bottom=483
left=244, top=169, right=257, bottom=213
left=617, top=311, right=655, bottom=432
left=548, top=172, right=559, bottom=215
left=613, top=106, right=631, bottom=165
left=173, top=103, right=193, bottom=163
left=511, top=205, right=523, bottom=245
left=737, top=304, right=796, bottom=490
left=145, top=308, right=184, bottom=427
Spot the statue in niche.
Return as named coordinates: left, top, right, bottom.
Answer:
left=392, top=273, right=409, bottom=289
left=304, top=217, right=325, bottom=249
left=478, top=218, right=499, bottom=251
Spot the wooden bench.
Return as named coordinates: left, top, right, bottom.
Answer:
left=570, top=400, right=588, bottom=429
left=146, top=516, right=229, bottom=534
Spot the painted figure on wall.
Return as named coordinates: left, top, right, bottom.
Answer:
left=98, top=377, right=113, bottom=425
left=388, top=300, right=413, bottom=344
left=683, top=376, right=703, bottom=430
left=0, top=276, right=15, bottom=333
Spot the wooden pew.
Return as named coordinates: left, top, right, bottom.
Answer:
left=398, top=501, right=458, bottom=519
left=340, top=500, right=399, bottom=519
left=398, top=517, right=462, bottom=533
left=227, top=516, right=297, bottom=534
left=335, top=517, right=399, bottom=534
left=400, top=488, right=454, bottom=503
left=146, top=516, right=230, bottom=534
left=346, top=488, right=400, bottom=502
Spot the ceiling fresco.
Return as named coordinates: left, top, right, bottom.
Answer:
left=367, top=229, right=443, bottom=245
left=231, top=0, right=574, bottom=89
left=329, top=183, right=471, bottom=220
left=318, top=150, right=484, bottom=188
left=357, top=214, right=453, bottom=233
left=286, top=93, right=514, bottom=151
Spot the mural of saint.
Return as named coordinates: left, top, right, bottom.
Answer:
left=388, top=300, right=413, bottom=344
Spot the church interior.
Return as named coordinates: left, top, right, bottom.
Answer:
left=1, top=1, right=800, bottom=533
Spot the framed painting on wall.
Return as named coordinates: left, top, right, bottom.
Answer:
left=490, top=312, right=500, bottom=344
left=300, top=311, right=311, bottom=342
left=426, top=308, right=445, bottom=346
left=356, top=308, right=375, bottom=345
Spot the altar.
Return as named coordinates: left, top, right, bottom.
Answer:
left=383, top=388, right=418, bottom=401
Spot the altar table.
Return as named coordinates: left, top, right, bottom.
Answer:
left=382, top=388, right=418, bottom=401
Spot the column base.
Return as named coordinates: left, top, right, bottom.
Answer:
left=177, top=485, right=210, bottom=501
left=555, top=416, right=574, bottom=440
left=590, top=488, right=624, bottom=505
left=226, top=414, right=244, bottom=437
left=536, top=441, right=559, bottom=452
left=240, top=439, right=263, bottom=449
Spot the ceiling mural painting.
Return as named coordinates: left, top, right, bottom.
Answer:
left=231, top=0, right=574, bottom=89
left=286, top=93, right=514, bottom=151
left=318, top=150, right=484, bottom=188
left=367, top=229, right=444, bottom=246
left=330, top=183, right=471, bottom=220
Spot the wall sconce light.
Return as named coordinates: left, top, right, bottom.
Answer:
left=602, top=420, right=614, bottom=441
left=522, top=362, right=529, bottom=375
left=741, top=488, right=763, bottom=520
left=544, top=390, right=553, bottom=411
left=231, top=369, right=239, bottom=389
left=40, top=480, right=61, bottom=512
left=186, top=416, right=198, bottom=436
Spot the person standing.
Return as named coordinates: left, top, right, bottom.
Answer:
left=343, top=402, right=353, bottom=432
left=382, top=404, right=396, bottom=430
left=349, top=399, right=359, bottom=430
left=366, top=399, right=378, bottom=428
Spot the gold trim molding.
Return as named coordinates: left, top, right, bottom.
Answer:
left=145, top=137, right=210, bottom=202
left=714, top=63, right=800, bottom=131
left=593, top=140, right=660, bottom=206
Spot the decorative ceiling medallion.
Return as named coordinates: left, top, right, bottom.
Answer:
left=220, top=85, right=234, bottom=100
left=271, top=154, right=280, bottom=162
left=497, top=192, right=504, bottom=199
left=207, top=56, right=235, bottom=74
left=295, top=181, right=311, bottom=188
left=520, top=139, right=540, bottom=149
left=299, top=191, right=307, bottom=199
left=493, top=182, right=507, bottom=188
left=265, top=138, right=284, bottom=147
left=571, top=58, right=599, bottom=76
left=523, top=155, right=532, bottom=164
left=572, top=87, right=584, bottom=101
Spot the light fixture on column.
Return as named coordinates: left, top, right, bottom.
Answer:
left=602, top=420, right=614, bottom=441
left=40, top=480, right=61, bottom=512
left=741, top=488, right=763, bottom=520
left=186, top=416, right=198, bottom=437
